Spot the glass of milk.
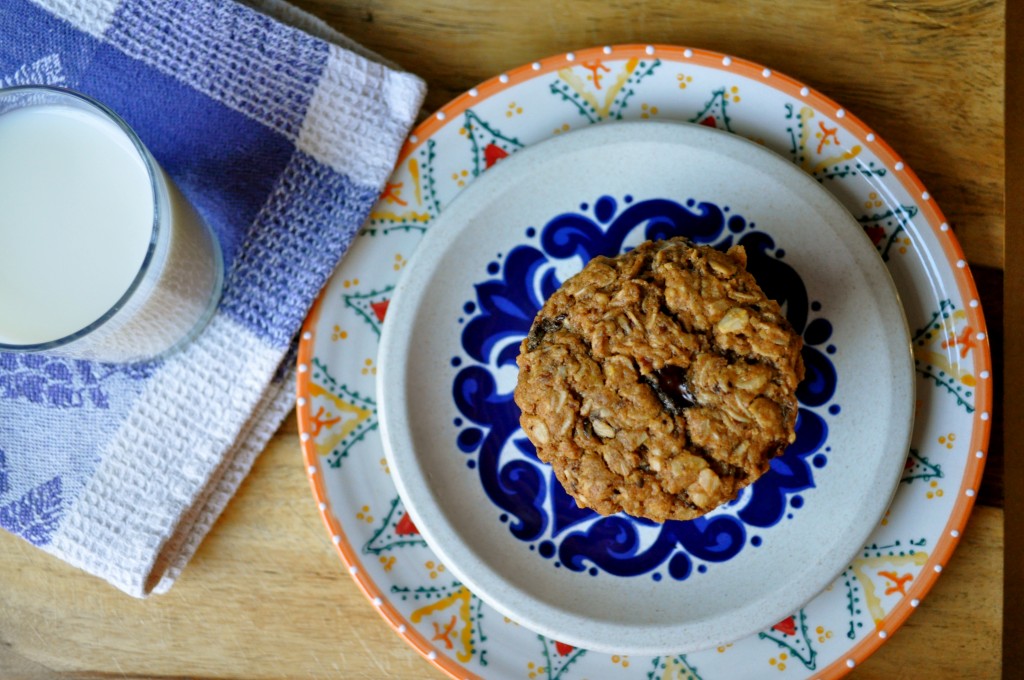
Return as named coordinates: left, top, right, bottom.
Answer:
left=0, top=86, right=223, bottom=363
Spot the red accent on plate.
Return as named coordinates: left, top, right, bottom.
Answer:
left=554, top=641, right=574, bottom=656
left=371, top=299, right=390, bottom=322
left=772, top=616, right=797, bottom=636
left=699, top=116, right=717, bottom=128
left=864, top=225, right=887, bottom=246
left=484, top=143, right=509, bottom=168
left=395, top=512, right=419, bottom=535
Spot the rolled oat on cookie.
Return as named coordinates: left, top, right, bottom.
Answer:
left=514, top=237, right=804, bottom=522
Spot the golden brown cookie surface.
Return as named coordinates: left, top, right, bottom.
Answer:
left=514, top=237, right=804, bottom=522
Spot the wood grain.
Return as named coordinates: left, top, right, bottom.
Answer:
left=0, top=418, right=1002, bottom=679
left=0, top=416, right=446, bottom=680
left=0, top=1, right=1004, bottom=678
left=1001, top=0, right=1022, bottom=672
left=292, top=0, right=1004, bottom=270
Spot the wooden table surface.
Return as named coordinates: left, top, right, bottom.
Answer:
left=0, top=1, right=1005, bottom=678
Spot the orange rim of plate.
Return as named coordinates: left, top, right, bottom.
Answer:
left=296, top=44, right=993, bottom=680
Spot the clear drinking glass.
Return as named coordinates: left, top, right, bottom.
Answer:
left=0, top=86, right=223, bottom=363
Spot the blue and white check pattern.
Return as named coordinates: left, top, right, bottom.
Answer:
left=0, top=0, right=424, bottom=596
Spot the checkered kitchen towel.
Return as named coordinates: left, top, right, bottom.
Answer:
left=0, top=0, right=424, bottom=596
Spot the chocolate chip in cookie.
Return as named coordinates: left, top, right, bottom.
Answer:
left=514, top=237, right=804, bottom=522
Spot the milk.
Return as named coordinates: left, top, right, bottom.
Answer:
left=0, top=92, right=222, bottom=362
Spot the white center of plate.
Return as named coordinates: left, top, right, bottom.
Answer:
left=377, top=120, right=914, bottom=655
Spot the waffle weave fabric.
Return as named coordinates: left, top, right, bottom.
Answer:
left=0, top=0, right=424, bottom=596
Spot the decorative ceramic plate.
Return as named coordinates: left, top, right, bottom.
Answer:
left=375, top=120, right=915, bottom=655
left=297, top=45, right=992, bottom=679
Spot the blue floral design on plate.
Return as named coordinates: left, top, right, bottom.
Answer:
left=452, top=195, right=838, bottom=581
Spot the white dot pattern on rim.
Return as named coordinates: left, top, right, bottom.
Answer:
left=298, top=44, right=992, bottom=680
left=380, top=103, right=917, bottom=659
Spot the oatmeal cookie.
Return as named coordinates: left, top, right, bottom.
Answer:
left=514, top=237, right=804, bottom=522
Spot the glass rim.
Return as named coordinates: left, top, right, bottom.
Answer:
left=0, top=84, right=163, bottom=355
